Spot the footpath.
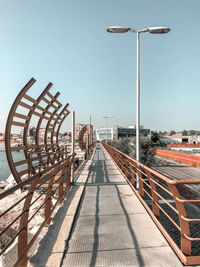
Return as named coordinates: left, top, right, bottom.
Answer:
left=30, top=144, right=184, bottom=267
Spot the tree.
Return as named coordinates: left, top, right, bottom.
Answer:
left=170, top=130, right=176, bottom=136
left=29, top=127, right=36, bottom=138
left=151, top=131, right=160, bottom=143
left=108, top=138, right=131, bottom=155
left=107, top=137, right=155, bottom=166
left=182, top=130, right=188, bottom=136
left=188, top=130, right=196, bottom=136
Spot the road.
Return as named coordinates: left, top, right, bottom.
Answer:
left=152, top=156, right=200, bottom=181
left=151, top=156, right=200, bottom=198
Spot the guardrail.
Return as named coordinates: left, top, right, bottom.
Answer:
left=0, top=155, right=74, bottom=267
left=155, top=149, right=200, bottom=168
left=102, top=142, right=200, bottom=266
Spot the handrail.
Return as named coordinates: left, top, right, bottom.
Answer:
left=0, top=78, right=96, bottom=267
left=102, top=142, right=200, bottom=266
left=0, top=154, right=75, bottom=267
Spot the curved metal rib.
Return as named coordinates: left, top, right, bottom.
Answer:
left=78, top=125, right=88, bottom=151
left=5, top=78, right=36, bottom=184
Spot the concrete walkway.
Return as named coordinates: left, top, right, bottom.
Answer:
left=60, top=144, right=184, bottom=267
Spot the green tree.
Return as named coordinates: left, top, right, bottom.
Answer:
left=182, top=130, right=188, bottom=136
left=151, top=131, right=160, bottom=143
left=29, top=127, right=36, bottom=138
left=170, top=130, right=176, bottom=136
left=107, top=137, right=155, bottom=166
left=188, top=130, right=196, bottom=136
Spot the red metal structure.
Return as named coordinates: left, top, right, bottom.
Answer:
left=5, top=78, right=70, bottom=184
left=78, top=124, right=88, bottom=151
left=0, top=78, right=74, bottom=266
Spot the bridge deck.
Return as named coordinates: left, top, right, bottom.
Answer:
left=60, top=144, right=183, bottom=267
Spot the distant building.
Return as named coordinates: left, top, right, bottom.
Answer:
left=96, top=126, right=150, bottom=141
left=117, top=127, right=150, bottom=139
left=96, top=128, right=114, bottom=141
left=160, top=133, right=200, bottom=144
left=0, top=134, right=5, bottom=140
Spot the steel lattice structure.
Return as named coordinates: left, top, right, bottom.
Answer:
left=78, top=124, right=88, bottom=151
left=5, top=78, right=70, bottom=184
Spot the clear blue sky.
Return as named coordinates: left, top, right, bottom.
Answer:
left=0, top=0, right=200, bottom=133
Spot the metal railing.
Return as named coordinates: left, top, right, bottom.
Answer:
left=0, top=155, right=74, bottom=267
left=102, top=142, right=200, bottom=266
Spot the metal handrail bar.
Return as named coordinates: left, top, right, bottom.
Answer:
left=0, top=211, right=25, bottom=237
left=1, top=227, right=24, bottom=255
left=155, top=202, right=181, bottom=231
left=154, top=191, right=179, bottom=214
left=0, top=154, right=75, bottom=266
left=142, top=186, right=152, bottom=200
left=184, top=234, right=200, bottom=241
left=176, top=198, right=200, bottom=203
left=181, top=216, right=200, bottom=222
left=29, top=191, right=45, bottom=208
left=27, top=201, right=46, bottom=223
left=0, top=162, right=60, bottom=200
left=14, top=186, right=70, bottom=267
left=0, top=194, right=27, bottom=219
left=152, top=178, right=173, bottom=196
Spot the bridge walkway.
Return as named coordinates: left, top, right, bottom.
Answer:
left=59, top=144, right=183, bottom=267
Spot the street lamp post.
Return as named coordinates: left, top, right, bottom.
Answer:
left=107, top=26, right=170, bottom=162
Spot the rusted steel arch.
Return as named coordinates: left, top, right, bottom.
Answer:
left=44, top=103, right=69, bottom=152
left=35, top=92, right=61, bottom=146
left=78, top=125, right=88, bottom=151
left=5, top=78, right=36, bottom=184
left=47, top=103, right=70, bottom=162
left=5, top=78, right=70, bottom=184
left=55, top=105, right=70, bottom=160
left=22, top=82, right=54, bottom=176
left=50, top=104, right=70, bottom=145
left=55, top=104, right=70, bottom=145
left=35, top=92, right=62, bottom=168
left=23, top=82, right=53, bottom=155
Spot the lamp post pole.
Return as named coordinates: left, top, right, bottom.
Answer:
left=107, top=26, right=170, bottom=163
left=136, top=31, right=140, bottom=162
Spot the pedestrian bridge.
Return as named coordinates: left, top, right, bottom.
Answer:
left=1, top=78, right=200, bottom=266
left=29, top=144, right=185, bottom=267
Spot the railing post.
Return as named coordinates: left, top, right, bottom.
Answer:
left=124, top=158, right=129, bottom=178
left=145, top=169, right=160, bottom=218
left=119, top=154, right=124, bottom=173
left=45, top=165, right=59, bottom=226
left=18, top=175, right=40, bottom=267
left=58, top=162, right=68, bottom=203
left=133, top=162, right=144, bottom=197
left=66, top=159, right=72, bottom=191
left=128, top=159, right=136, bottom=186
left=167, top=183, right=191, bottom=256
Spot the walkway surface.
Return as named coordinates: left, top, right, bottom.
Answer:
left=60, top=144, right=184, bottom=267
